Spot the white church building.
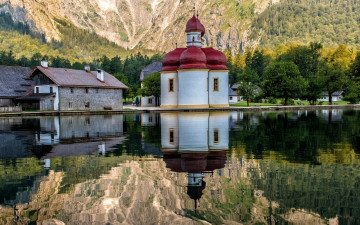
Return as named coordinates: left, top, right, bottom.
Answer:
left=160, top=15, right=229, bottom=108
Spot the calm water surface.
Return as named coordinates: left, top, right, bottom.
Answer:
left=0, top=110, right=359, bottom=224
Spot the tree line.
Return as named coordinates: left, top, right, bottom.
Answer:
left=225, top=43, right=360, bottom=105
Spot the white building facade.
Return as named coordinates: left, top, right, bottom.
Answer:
left=160, top=16, right=229, bottom=109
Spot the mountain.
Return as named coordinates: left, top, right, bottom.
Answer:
left=0, top=0, right=359, bottom=60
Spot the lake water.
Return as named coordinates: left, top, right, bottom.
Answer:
left=0, top=110, right=359, bottom=224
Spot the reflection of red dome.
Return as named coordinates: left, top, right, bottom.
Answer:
left=202, top=48, right=228, bottom=70
left=181, top=153, right=207, bottom=173
left=162, top=48, right=186, bottom=71
left=205, top=151, right=227, bottom=171
left=163, top=152, right=183, bottom=172
left=186, top=15, right=205, bottom=36
left=179, top=46, right=207, bottom=69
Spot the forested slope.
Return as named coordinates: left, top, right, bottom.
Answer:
left=250, top=0, right=360, bottom=47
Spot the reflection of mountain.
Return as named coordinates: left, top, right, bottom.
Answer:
left=0, top=154, right=345, bottom=225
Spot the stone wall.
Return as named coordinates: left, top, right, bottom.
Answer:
left=0, top=99, right=12, bottom=107
left=40, top=96, right=55, bottom=111
left=58, top=87, right=123, bottom=110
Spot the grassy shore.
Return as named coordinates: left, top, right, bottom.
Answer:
left=230, top=100, right=351, bottom=107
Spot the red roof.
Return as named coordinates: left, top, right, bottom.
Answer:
left=179, top=46, right=207, bottom=69
left=28, top=66, right=128, bottom=89
left=202, top=47, right=228, bottom=70
left=186, top=15, right=205, bottom=36
left=162, top=48, right=186, bottom=71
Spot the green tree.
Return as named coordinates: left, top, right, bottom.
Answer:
left=318, top=62, right=347, bottom=105
left=114, top=73, right=133, bottom=102
left=263, top=62, right=307, bottom=105
left=236, top=81, right=257, bottom=106
left=238, top=67, right=259, bottom=85
left=303, top=75, right=324, bottom=105
left=140, top=72, right=161, bottom=106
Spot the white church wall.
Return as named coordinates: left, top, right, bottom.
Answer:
left=160, top=72, right=178, bottom=108
left=178, top=70, right=209, bottom=108
left=208, top=71, right=229, bottom=107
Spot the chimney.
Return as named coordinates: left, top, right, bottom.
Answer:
left=97, top=69, right=104, bottom=82
left=41, top=60, right=48, bottom=68
left=85, top=65, right=91, bottom=72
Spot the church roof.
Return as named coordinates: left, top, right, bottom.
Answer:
left=0, top=66, right=33, bottom=98
left=140, top=61, right=163, bottom=81
left=185, top=15, right=205, bottom=36
left=28, top=66, right=127, bottom=89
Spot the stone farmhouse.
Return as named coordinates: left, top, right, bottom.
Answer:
left=23, top=62, right=128, bottom=111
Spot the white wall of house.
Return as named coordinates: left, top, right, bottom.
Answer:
left=229, top=96, right=238, bottom=103
left=34, top=85, right=59, bottom=110
left=141, top=96, right=156, bottom=107
left=317, top=95, right=342, bottom=102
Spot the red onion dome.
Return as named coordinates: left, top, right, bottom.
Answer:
left=179, top=46, right=208, bottom=69
left=162, top=48, right=186, bottom=71
left=202, top=47, right=228, bottom=70
left=185, top=15, right=205, bottom=37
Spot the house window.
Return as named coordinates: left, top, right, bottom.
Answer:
left=69, top=102, right=72, bottom=109
left=85, top=117, right=90, bottom=125
left=36, top=87, right=39, bottom=93
left=148, top=98, right=153, bottom=104
left=168, top=79, right=174, bottom=92
left=85, top=88, right=89, bottom=94
left=230, top=97, right=233, bottom=100
left=169, top=129, right=175, bottom=144
left=213, top=128, right=219, bottom=144
left=213, top=78, right=219, bottom=92
left=70, top=88, right=74, bottom=93
left=149, top=115, right=153, bottom=123
left=85, top=102, right=90, bottom=108
left=50, top=87, right=53, bottom=93
left=96, top=88, right=99, bottom=93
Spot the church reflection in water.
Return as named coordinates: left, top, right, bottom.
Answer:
left=160, top=112, right=229, bottom=207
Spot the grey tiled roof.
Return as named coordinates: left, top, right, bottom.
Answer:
left=140, top=62, right=162, bottom=81
left=29, top=66, right=128, bottom=89
left=228, top=87, right=237, bottom=96
left=0, top=66, right=33, bottom=98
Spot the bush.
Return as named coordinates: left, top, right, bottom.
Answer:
left=343, top=93, right=359, bottom=104
left=280, top=98, right=294, bottom=105
left=268, top=97, right=277, bottom=104
left=253, top=94, right=263, bottom=103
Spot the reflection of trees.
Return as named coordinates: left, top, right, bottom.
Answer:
left=230, top=110, right=360, bottom=164
left=250, top=163, right=360, bottom=225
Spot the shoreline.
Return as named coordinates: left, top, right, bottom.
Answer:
left=0, top=104, right=359, bottom=117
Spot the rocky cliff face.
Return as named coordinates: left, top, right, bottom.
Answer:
left=0, top=0, right=279, bottom=53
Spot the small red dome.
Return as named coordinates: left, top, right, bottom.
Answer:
left=186, top=15, right=205, bottom=36
left=202, top=47, right=228, bottom=70
left=162, top=48, right=186, bottom=71
left=179, top=46, right=208, bottom=69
